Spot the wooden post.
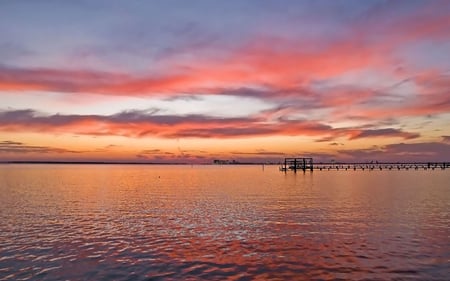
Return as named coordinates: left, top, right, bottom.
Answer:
left=281, top=157, right=314, bottom=173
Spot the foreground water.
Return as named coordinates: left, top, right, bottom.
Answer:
left=0, top=164, right=449, bottom=280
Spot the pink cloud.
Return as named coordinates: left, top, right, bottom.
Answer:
left=338, top=142, right=450, bottom=162
left=0, top=109, right=421, bottom=142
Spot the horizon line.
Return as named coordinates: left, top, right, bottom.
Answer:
left=2, top=160, right=449, bottom=165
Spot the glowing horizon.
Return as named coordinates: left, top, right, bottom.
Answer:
left=1, top=0, right=449, bottom=163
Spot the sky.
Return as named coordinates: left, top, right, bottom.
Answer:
left=1, top=0, right=449, bottom=163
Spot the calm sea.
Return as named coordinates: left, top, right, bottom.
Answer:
left=0, top=164, right=449, bottom=280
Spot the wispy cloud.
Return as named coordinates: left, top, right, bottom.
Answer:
left=231, top=149, right=286, bottom=156
left=348, top=128, right=420, bottom=140
left=0, top=108, right=422, bottom=141
left=338, top=142, right=450, bottom=162
left=0, top=140, right=82, bottom=154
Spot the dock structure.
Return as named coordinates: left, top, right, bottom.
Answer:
left=280, top=157, right=313, bottom=172
left=313, top=162, right=449, bottom=171
left=280, top=158, right=449, bottom=172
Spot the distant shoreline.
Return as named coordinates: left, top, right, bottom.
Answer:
left=1, top=161, right=449, bottom=165
left=1, top=161, right=193, bottom=165
left=0, top=161, right=265, bottom=165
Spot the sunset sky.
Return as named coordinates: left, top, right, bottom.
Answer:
left=1, top=0, right=449, bottom=163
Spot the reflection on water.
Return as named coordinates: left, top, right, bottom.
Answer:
left=0, top=165, right=449, bottom=280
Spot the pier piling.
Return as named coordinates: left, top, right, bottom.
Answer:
left=280, top=157, right=313, bottom=172
left=280, top=158, right=449, bottom=172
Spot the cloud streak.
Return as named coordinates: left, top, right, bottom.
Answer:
left=0, top=2, right=448, bottom=98
left=0, top=140, right=82, bottom=154
left=0, top=108, right=421, bottom=141
left=338, top=142, right=450, bottom=162
left=348, top=128, right=420, bottom=140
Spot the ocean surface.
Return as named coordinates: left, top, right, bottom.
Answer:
left=0, top=164, right=449, bottom=280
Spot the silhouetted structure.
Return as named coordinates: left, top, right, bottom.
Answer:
left=280, top=157, right=313, bottom=172
left=280, top=158, right=449, bottom=172
left=313, top=162, right=449, bottom=171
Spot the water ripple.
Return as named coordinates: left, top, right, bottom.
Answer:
left=0, top=165, right=449, bottom=280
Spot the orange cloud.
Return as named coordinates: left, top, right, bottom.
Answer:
left=1, top=11, right=446, bottom=98
left=344, top=72, right=450, bottom=119
left=0, top=109, right=420, bottom=142
left=0, top=31, right=385, bottom=96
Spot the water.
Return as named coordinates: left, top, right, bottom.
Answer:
left=0, top=164, right=449, bottom=280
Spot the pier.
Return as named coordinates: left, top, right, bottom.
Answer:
left=280, top=158, right=449, bottom=172
left=280, top=157, right=314, bottom=172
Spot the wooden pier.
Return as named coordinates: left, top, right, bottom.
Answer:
left=280, top=158, right=449, bottom=172
left=314, top=162, right=449, bottom=171
left=280, top=157, right=313, bottom=172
